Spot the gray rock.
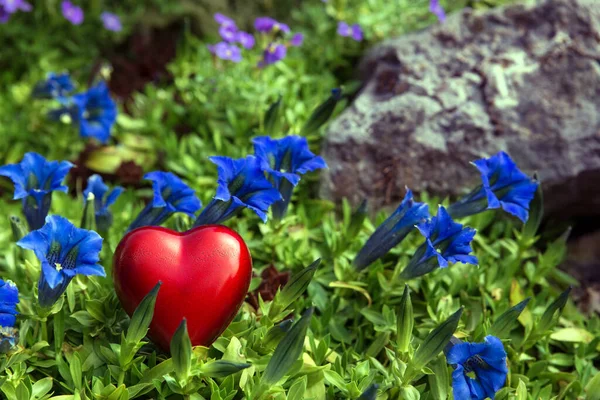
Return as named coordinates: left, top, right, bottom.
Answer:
left=321, top=0, right=600, bottom=218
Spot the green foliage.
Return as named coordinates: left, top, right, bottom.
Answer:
left=0, top=0, right=595, bottom=399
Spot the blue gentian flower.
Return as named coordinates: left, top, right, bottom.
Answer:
left=400, top=206, right=477, bottom=279
left=445, top=335, right=508, bottom=400
left=71, top=81, right=117, bottom=144
left=127, top=171, right=201, bottom=232
left=0, top=152, right=73, bottom=231
left=253, top=135, right=327, bottom=219
left=353, top=189, right=430, bottom=271
left=0, top=279, right=18, bottom=328
left=447, top=152, right=538, bottom=223
left=83, top=174, right=123, bottom=233
left=194, top=156, right=281, bottom=226
left=17, top=216, right=104, bottom=308
left=0, top=279, right=18, bottom=352
left=32, top=72, right=75, bottom=99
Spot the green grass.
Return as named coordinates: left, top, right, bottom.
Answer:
left=0, top=0, right=597, bottom=399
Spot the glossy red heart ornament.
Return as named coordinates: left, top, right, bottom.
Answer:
left=113, top=225, right=252, bottom=350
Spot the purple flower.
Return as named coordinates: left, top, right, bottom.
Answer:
left=219, top=23, right=237, bottom=42
left=62, top=1, right=83, bottom=25
left=235, top=31, right=255, bottom=49
left=259, top=43, right=287, bottom=67
left=337, top=21, right=363, bottom=41
left=209, top=42, right=242, bottom=63
left=0, top=0, right=31, bottom=23
left=214, top=13, right=235, bottom=27
left=430, top=0, right=446, bottom=23
left=1, top=0, right=31, bottom=13
left=290, top=33, right=304, bottom=47
left=101, top=12, right=122, bottom=32
left=254, top=17, right=290, bottom=34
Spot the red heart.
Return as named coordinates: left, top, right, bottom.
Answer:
left=113, top=225, right=252, bottom=350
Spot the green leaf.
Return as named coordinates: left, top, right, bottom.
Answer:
left=522, top=174, right=543, bottom=239
left=300, top=88, right=343, bottom=135
left=428, top=356, right=449, bottom=400
left=399, top=385, right=420, bottom=400
left=537, top=287, right=571, bottom=333
left=411, top=308, right=463, bottom=371
left=262, top=307, right=314, bottom=385
left=80, top=192, right=96, bottom=231
left=323, top=370, right=346, bottom=391
left=31, top=377, right=53, bottom=398
left=550, top=328, right=594, bottom=343
left=488, top=298, right=530, bottom=339
left=347, top=199, right=367, bottom=240
left=200, top=360, right=251, bottom=378
left=397, top=284, right=414, bottom=353
left=287, top=376, right=307, bottom=400
left=585, top=372, right=600, bottom=400
left=274, top=259, right=320, bottom=315
left=69, top=353, right=83, bottom=391
left=170, top=318, right=192, bottom=384
left=516, top=379, right=527, bottom=400
left=9, top=215, right=27, bottom=242
left=263, top=95, right=283, bottom=135
left=126, top=282, right=161, bottom=344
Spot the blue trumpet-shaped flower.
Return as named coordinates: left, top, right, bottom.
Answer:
left=0, top=152, right=73, bottom=231
left=127, top=171, right=201, bottom=232
left=17, top=216, right=104, bottom=307
left=353, top=189, right=429, bottom=271
left=71, top=81, right=117, bottom=144
left=194, top=156, right=281, bottom=226
left=253, top=135, right=327, bottom=219
left=0, top=279, right=19, bottom=352
left=32, top=72, right=75, bottom=99
left=447, top=152, right=538, bottom=223
left=445, top=335, right=508, bottom=400
left=400, top=206, right=477, bottom=279
left=83, top=174, right=123, bottom=233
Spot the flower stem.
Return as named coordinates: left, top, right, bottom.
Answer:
left=41, top=318, right=48, bottom=342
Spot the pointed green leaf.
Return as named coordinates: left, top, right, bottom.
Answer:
left=70, top=353, right=83, bottom=391
left=522, top=174, right=542, bottom=239
left=262, top=307, right=314, bottom=384
left=9, top=216, right=27, bottom=242
left=170, top=318, right=192, bottom=384
left=200, top=360, right=251, bottom=378
left=397, top=284, right=414, bottom=353
left=273, top=259, right=320, bottom=316
left=264, top=95, right=283, bottom=135
left=287, top=376, right=307, bottom=400
left=585, top=372, right=600, bottom=400
left=411, top=308, right=463, bottom=370
left=428, top=356, right=449, bottom=400
left=347, top=199, right=367, bottom=240
left=300, top=88, right=343, bottom=135
left=489, top=298, right=531, bottom=339
left=126, top=282, right=161, bottom=344
left=537, top=287, right=571, bottom=333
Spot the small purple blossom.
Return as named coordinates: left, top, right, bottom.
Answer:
left=235, top=31, right=255, bottom=49
left=259, top=43, right=287, bottom=67
left=209, top=42, right=242, bottom=63
left=254, top=17, right=290, bottom=34
left=219, top=23, right=238, bottom=43
left=101, top=12, right=122, bottom=32
left=62, top=1, right=83, bottom=25
left=430, top=0, right=446, bottom=23
left=290, top=33, right=304, bottom=47
left=0, top=0, right=31, bottom=23
left=214, top=13, right=235, bottom=27
left=1, top=0, right=31, bottom=13
left=337, top=21, right=363, bottom=41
